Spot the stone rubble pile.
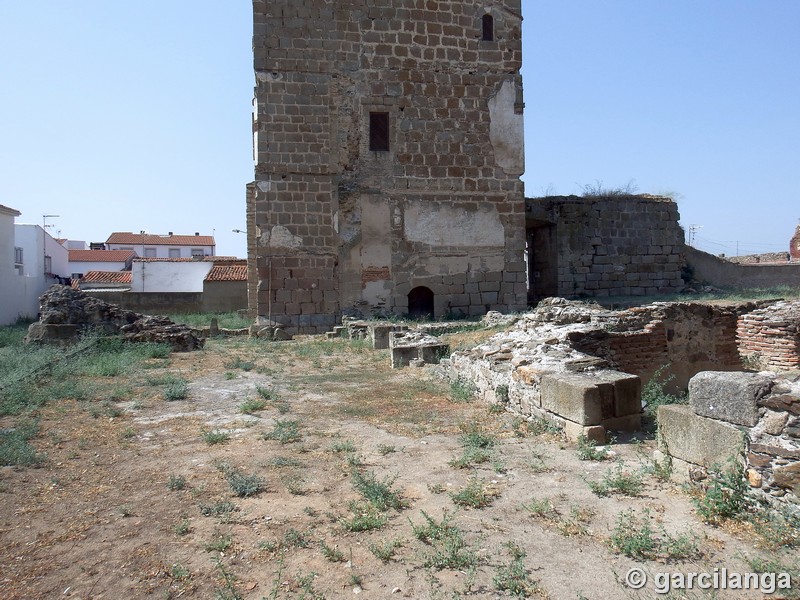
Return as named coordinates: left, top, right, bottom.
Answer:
left=24, top=285, right=204, bottom=352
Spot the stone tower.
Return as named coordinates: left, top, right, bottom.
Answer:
left=249, top=1, right=527, bottom=333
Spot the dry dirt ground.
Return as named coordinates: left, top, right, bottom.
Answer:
left=1, top=333, right=797, bottom=600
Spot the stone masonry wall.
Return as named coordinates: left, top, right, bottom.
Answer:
left=525, top=195, right=685, bottom=299
left=250, top=1, right=527, bottom=333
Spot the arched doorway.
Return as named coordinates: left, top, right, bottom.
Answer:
left=408, top=286, right=434, bottom=319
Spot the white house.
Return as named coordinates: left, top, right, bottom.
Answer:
left=130, top=257, right=239, bottom=293
left=68, top=249, right=136, bottom=277
left=0, top=208, right=69, bottom=324
left=15, top=224, right=70, bottom=279
left=106, top=232, right=215, bottom=259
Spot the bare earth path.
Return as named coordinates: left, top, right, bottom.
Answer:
left=0, top=334, right=795, bottom=599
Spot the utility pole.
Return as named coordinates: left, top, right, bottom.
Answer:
left=688, top=224, right=703, bottom=247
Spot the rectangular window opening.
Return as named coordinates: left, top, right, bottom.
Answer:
left=369, top=112, right=390, bottom=152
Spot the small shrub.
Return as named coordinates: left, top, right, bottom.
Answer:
left=239, top=398, right=267, bottom=414
left=339, top=501, right=388, bottom=532
left=330, top=439, right=356, bottom=454
left=282, top=528, right=310, bottom=548
left=174, top=519, right=191, bottom=536
left=170, top=563, right=191, bottom=581
left=694, top=460, right=749, bottom=525
left=523, top=497, right=557, bottom=520
left=205, top=530, right=233, bottom=553
left=411, top=509, right=460, bottom=543
left=199, top=501, right=238, bottom=517
left=167, top=474, right=187, bottom=491
left=589, top=464, right=644, bottom=497
left=225, top=468, right=265, bottom=498
left=255, top=385, right=276, bottom=400
left=609, top=509, right=698, bottom=561
left=267, top=456, right=303, bottom=469
left=320, top=542, right=346, bottom=562
left=369, top=538, right=402, bottom=562
left=495, top=384, right=510, bottom=403
left=449, top=378, right=475, bottom=403
left=576, top=435, right=611, bottom=461
left=493, top=542, right=540, bottom=598
left=163, top=378, right=189, bottom=401
left=202, top=429, right=231, bottom=445
left=0, top=419, right=45, bottom=467
left=351, top=469, right=406, bottom=511
left=263, top=419, right=301, bottom=444
left=556, top=506, right=593, bottom=537
left=451, top=477, right=496, bottom=509
left=417, top=514, right=477, bottom=571
left=377, top=444, right=396, bottom=455
left=642, top=365, right=686, bottom=428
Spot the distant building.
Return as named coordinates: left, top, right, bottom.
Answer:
left=73, top=270, right=133, bottom=292
left=130, top=257, right=242, bottom=293
left=791, top=225, right=800, bottom=261
left=68, top=249, right=136, bottom=277
left=106, top=232, right=215, bottom=259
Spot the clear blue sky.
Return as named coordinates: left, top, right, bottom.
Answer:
left=1, top=2, right=798, bottom=258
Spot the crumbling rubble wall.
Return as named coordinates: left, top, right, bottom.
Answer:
left=659, top=371, right=800, bottom=508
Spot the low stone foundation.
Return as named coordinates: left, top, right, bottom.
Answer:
left=659, top=371, right=800, bottom=509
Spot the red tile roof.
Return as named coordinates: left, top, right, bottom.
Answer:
left=80, top=271, right=133, bottom=284
left=106, top=232, right=215, bottom=246
left=132, top=256, right=240, bottom=263
left=69, top=249, right=137, bottom=263
left=205, top=265, right=248, bottom=282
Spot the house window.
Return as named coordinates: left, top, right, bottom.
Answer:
left=44, top=255, right=52, bottom=274
left=369, top=112, right=390, bottom=151
left=14, top=247, right=23, bottom=265
left=168, top=248, right=180, bottom=258
left=482, top=14, right=494, bottom=41
left=191, top=248, right=204, bottom=258
left=144, top=247, right=157, bottom=258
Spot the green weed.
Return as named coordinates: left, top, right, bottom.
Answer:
left=576, top=435, right=611, bottom=461
left=263, top=419, right=301, bottom=444
left=351, top=469, right=406, bottom=511
left=449, top=378, right=475, bottom=403
left=451, top=477, right=496, bottom=508
left=167, top=474, right=187, bottom=491
left=339, top=501, right=388, bottom=532
left=493, top=542, right=540, bottom=598
left=694, top=460, right=749, bottom=525
left=609, top=509, right=699, bottom=560
left=163, top=377, right=189, bottom=401
left=588, top=463, right=644, bottom=497
left=202, top=429, right=231, bottom=445
left=239, top=398, right=267, bottom=414
left=0, top=419, right=44, bottom=467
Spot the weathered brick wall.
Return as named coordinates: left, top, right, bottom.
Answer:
left=737, top=300, right=800, bottom=370
left=570, top=303, right=745, bottom=390
left=526, top=195, right=684, bottom=299
left=685, top=245, right=800, bottom=288
left=250, top=1, right=527, bottom=332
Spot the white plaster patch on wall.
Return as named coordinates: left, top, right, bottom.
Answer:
left=256, top=181, right=271, bottom=193
left=404, top=201, right=504, bottom=247
left=488, top=80, right=524, bottom=175
left=258, top=225, right=303, bottom=249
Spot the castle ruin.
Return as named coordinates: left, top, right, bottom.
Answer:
left=248, top=1, right=528, bottom=333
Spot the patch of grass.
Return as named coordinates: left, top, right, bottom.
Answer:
left=0, top=419, right=45, bottom=467
left=369, top=538, right=402, bottom=562
left=169, top=312, right=252, bottom=330
left=377, top=444, right=396, bottom=455
left=451, top=477, right=496, bottom=509
left=163, top=377, right=189, bottom=401
left=693, top=459, right=749, bottom=525
left=449, top=378, right=475, bottom=403
left=339, top=501, right=388, bottom=532
left=255, top=385, right=276, bottom=400
left=225, top=357, right=255, bottom=372
left=351, top=469, right=406, bottom=511
left=330, top=439, right=356, bottom=454
left=556, top=506, right=594, bottom=537
left=174, top=518, right=191, bottom=536
left=170, top=563, right=191, bottom=581
left=320, top=542, right=346, bottom=562
left=493, top=542, right=540, bottom=598
left=202, top=429, right=231, bottom=445
left=450, top=425, right=497, bottom=469
left=523, top=497, right=557, bottom=520
left=267, top=456, right=303, bottom=469
left=283, top=475, right=308, bottom=496
left=239, top=398, right=267, bottom=414
left=524, top=416, right=563, bottom=436
left=609, top=509, right=699, bottom=561
left=205, top=530, right=233, bottom=553
left=263, top=419, right=301, bottom=444
left=742, top=556, right=800, bottom=598
left=282, top=528, right=310, bottom=549
left=414, top=511, right=478, bottom=571
left=588, top=463, right=644, bottom=497
left=750, top=507, right=800, bottom=549
left=576, top=435, right=611, bottom=461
